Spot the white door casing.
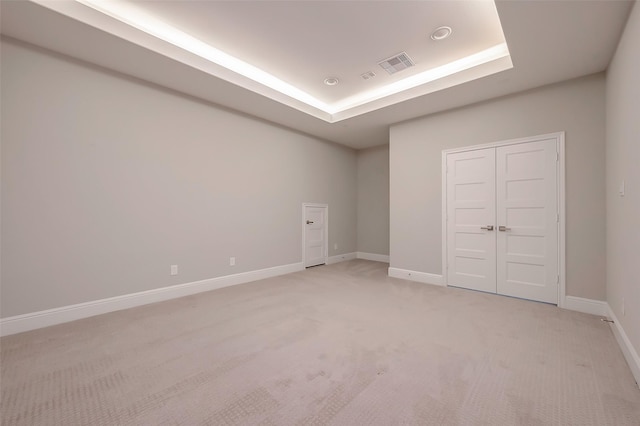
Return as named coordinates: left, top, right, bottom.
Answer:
left=303, top=204, right=328, bottom=268
left=442, top=133, right=564, bottom=305
left=446, top=148, right=497, bottom=293
left=496, top=139, right=559, bottom=304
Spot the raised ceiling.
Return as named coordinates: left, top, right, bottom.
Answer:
left=81, top=0, right=510, bottom=119
left=0, top=0, right=634, bottom=149
left=138, top=0, right=506, bottom=106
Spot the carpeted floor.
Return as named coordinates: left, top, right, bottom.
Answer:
left=1, top=259, right=639, bottom=425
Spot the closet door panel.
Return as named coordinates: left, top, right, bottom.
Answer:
left=446, top=148, right=496, bottom=293
left=496, top=139, right=559, bottom=304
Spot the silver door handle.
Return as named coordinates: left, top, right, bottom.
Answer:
left=480, top=225, right=494, bottom=230
left=498, top=226, right=511, bottom=231
left=306, top=220, right=314, bottom=224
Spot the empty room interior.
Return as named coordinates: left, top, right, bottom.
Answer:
left=1, top=0, right=639, bottom=424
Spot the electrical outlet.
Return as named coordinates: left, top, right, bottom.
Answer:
left=170, top=265, right=178, bottom=276
left=334, top=243, right=338, bottom=251
left=230, top=257, right=236, bottom=266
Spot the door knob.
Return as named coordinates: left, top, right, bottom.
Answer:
left=306, top=220, right=314, bottom=224
left=498, top=226, right=511, bottom=231
left=480, top=225, right=494, bottom=230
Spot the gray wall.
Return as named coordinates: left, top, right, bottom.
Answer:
left=356, top=145, right=389, bottom=256
left=606, top=2, right=640, bottom=362
left=0, top=39, right=357, bottom=318
left=390, top=74, right=606, bottom=300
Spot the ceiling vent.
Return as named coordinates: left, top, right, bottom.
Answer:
left=378, top=52, right=415, bottom=75
left=360, top=71, right=376, bottom=80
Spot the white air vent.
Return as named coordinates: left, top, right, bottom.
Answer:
left=361, top=71, right=376, bottom=80
left=378, top=52, right=414, bottom=75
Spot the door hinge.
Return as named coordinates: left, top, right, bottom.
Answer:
left=556, top=213, right=559, bottom=223
left=556, top=275, right=560, bottom=284
left=556, top=152, right=559, bottom=162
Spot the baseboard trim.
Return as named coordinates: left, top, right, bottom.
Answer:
left=326, top=253, right=357, bottom=265
left=0, top=262, right=304, bottom=337
left=388, top=267, right=444, bottom=286
left=356, top=252, right=390, bottom=263
left=606, top=304, right=640, bottom=388
left=563, top=296, right=608, bottom=316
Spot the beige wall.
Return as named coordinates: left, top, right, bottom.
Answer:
left=0, top=39, right=357, bottom=318
left=356, top=145, right=389, bottom=256
left=390, top=74, right=606, bottom=300
left=606, top=2, right=640, bottom=361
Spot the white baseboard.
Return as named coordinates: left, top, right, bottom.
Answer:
left=0, top=262, right=304, bottom=337
left=326, top=252, right=357, bottom=265
left=388, top=267, right=444, bottom=286
left=563, top=296, right=608, bottom=316
left=356, top=252, right=390, bottom=263
left=607, top=304, right=640, bottom=388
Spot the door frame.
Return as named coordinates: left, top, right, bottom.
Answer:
left=302, top=203, right=329, bottom=268
left=441, top=132, right=566, bottom=307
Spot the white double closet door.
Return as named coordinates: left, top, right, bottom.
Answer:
left=445, top=138, right=559, bottom=304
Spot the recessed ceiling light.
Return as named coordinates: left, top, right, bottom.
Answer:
left=324, top=77, right=339, bottom=86
left=431, top=26, right=452, bottom=41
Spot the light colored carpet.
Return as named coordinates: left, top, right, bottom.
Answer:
left=1, top=259, right=639, bottom=425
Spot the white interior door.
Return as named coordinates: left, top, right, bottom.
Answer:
left=304, top=205, right=327, bottom=268
left=446, top=148, right=497, bottom=293
left=445, top=137, right=560, bottom=304
left=496, top=139, right=559, bottom=303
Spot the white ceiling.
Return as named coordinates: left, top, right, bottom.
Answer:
left=0, top=0, right=634, bottom=149
left=139, top=1, right=507, bottom=102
